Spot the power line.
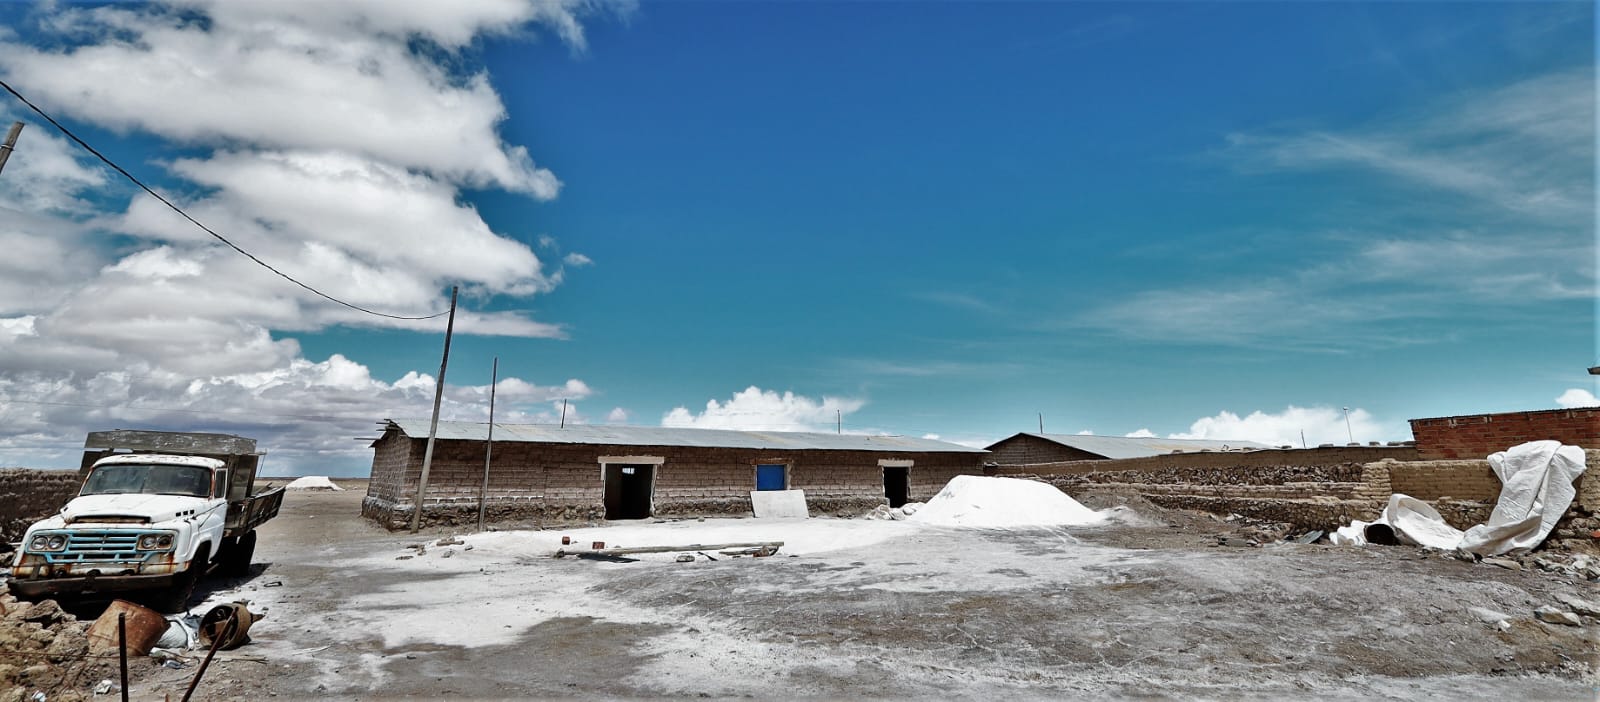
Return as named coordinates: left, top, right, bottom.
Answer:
left=0, top=78, right=447, bottom=322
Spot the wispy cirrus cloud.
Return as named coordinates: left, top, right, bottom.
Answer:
left=1225, top=69, right=1591, bottom=221
left=1076, top=66, right=1594, bottom=349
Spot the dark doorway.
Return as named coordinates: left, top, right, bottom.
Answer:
left=603, top=464, right=654, bottom=519
left=883, top=466, right=909, bottom=508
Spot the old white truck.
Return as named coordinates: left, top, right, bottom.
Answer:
left=8, top=431, right=285, bottom=612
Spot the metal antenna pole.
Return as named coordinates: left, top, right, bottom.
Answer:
left=0, top=122, right=23, bottom=176
left=560, top=398, right=567, bottom=428
left=1342, top=407, right=1354, bottom=444
left=478, top=357, right=498, bottom=533
left=410, top=285, right=458, bottom=533
left=1038, top=413, right=1044, bottom=434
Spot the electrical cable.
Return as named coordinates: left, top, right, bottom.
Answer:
left=0, top=78, right=448, bottom=322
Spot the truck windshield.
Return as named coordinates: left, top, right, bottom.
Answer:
left=81, top=464, right=212, bottom=498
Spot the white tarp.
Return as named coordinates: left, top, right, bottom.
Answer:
left=750, top=489, right=810, bottom=519
left=1329, top=495, right=1463, bottom=549
left=1329, top=519, right=1372, bottom=546
left=1380, top=494, right=1464, bottom=550
left=1458, top=440, right=1587, bottom=556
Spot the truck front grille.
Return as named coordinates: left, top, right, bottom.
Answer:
left=50, top=531, right=151, bottom=564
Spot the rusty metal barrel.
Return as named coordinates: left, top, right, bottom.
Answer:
left=87, top=599, right=166, bottom=655
left=198, top=602, right=261, bottom=650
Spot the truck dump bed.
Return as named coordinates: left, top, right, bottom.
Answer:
left=226, top=486, right=286, bottom=535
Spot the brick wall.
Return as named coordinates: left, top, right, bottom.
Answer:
left=0, top=469, right=81, bottom=542
left=1410, top=408, right=1599, bottom=460
left=361, top=433, right=983, bottom=529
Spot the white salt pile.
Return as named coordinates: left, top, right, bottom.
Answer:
left=908, top=475, right=1104, bottom=529
left=285, top=475, right=344, bottom=491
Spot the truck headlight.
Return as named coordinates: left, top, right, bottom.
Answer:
left=29, top=534, right=66, bottom=552
left=137, top=533, right=175, bottom=550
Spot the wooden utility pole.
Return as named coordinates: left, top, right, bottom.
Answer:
left=477, top=356, right=498, bottom=533
left=410, top=285, right=459, bottom=533
left=0, top=122, right=24, bottom=176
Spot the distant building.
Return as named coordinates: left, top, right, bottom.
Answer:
left=984, top=433, right=1267, bottom=466
left=363, top=420, right=987, bottom=529
left=1408, top=407, right=1599, bottom=460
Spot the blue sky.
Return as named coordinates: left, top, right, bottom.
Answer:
left=0, top=1, right=1593, bottom=474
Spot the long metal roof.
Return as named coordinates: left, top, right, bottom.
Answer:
left=384, top=419, right=988, bottom=453
left=992, top=432, right=1268, bottom=460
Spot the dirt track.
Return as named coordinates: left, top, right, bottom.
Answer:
left=114, top=483, right=1598, bottom=700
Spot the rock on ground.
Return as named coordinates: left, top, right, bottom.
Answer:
left=0, top=593, right=115, bottom=702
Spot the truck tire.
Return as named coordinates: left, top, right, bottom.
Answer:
left=156, top=544, right=208, bottom=613
left=223, top=531, right=257, bottom=577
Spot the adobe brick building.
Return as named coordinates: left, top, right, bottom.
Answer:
left=1409, top=407, right=1600, bottom=460
left=363, top=419, right=987, bottom=529
left=985, top=433, right=1269, bottom=466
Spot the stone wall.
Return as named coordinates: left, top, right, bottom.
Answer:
left=990, top=445, right=1417, bottom=476
left=0, top=469, right=80, bottom=543
left=362, top=431, right=982, bottom=529
left=1019, top=449, right=1599, bottom=547
left=1410, top=408, right=1599, bottom=460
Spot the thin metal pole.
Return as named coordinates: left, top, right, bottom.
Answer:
left=0, top=121, right=22, bottom=176
left=182, top=612, right=236, bottom=702
left=1342, top=407, right=1354, bottom=444
left=1038, top=413, right=1044, bottom=434
left=836, top=409, right=841, bottom=434
left=117, top=612, right=128, bottom=702
left=478, top=357, right=498, bottom=533
left=410, top=285, right=458, bottom=533
left=560, top=398, right=567, bottom=428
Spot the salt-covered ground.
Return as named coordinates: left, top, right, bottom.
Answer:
left=128, top=482, right=1597, bottom=701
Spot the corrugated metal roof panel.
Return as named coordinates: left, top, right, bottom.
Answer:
left=996, top=433, right=1268, bottom=460
left=385, top=420, right=987, bottom=453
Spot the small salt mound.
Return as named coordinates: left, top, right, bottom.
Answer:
left=285, top=476, right=344, bottom=491
left=908, top=475, right=1103, bottom=529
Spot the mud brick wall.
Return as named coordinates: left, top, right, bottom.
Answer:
left=1410, top=408, right=1599, bottom=460
left=0, top=469, right=81, bottom=543
left=986, top=436, right=1109, bottom=465
left=1029, top=449, right=1600, bottom=540
left=993, top=445, right=1417, bottom=476
left=363, top=430, right=981, bottom=529
left=365, top=430, right=413, bottom=504
left=1373, top=460, right=1503, bottom=501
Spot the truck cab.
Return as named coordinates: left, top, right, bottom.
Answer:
left=8, top=431, right=284, bottom=612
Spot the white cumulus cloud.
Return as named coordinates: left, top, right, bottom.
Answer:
left=662, top=386, right=865, bottom=432
left=1170, top=405, right=1396, bottom=448
left=0, top=1, right=615, bottom=474
left=1556, top=388, right=1599, bottom=408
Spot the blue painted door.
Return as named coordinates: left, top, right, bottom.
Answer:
left=755, top=464, right=786, bottom=491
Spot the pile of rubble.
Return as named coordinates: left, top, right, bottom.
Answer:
left=0, top=594, right=115, bottom=702
left=862, top=502, right=922, bottom=521
left=1477, top=551, right=1600, bottom=581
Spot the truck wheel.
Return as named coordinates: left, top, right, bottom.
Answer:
left=156, top=544, right=208, bottom=613
left=224, top=531, right=257, bottom=577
